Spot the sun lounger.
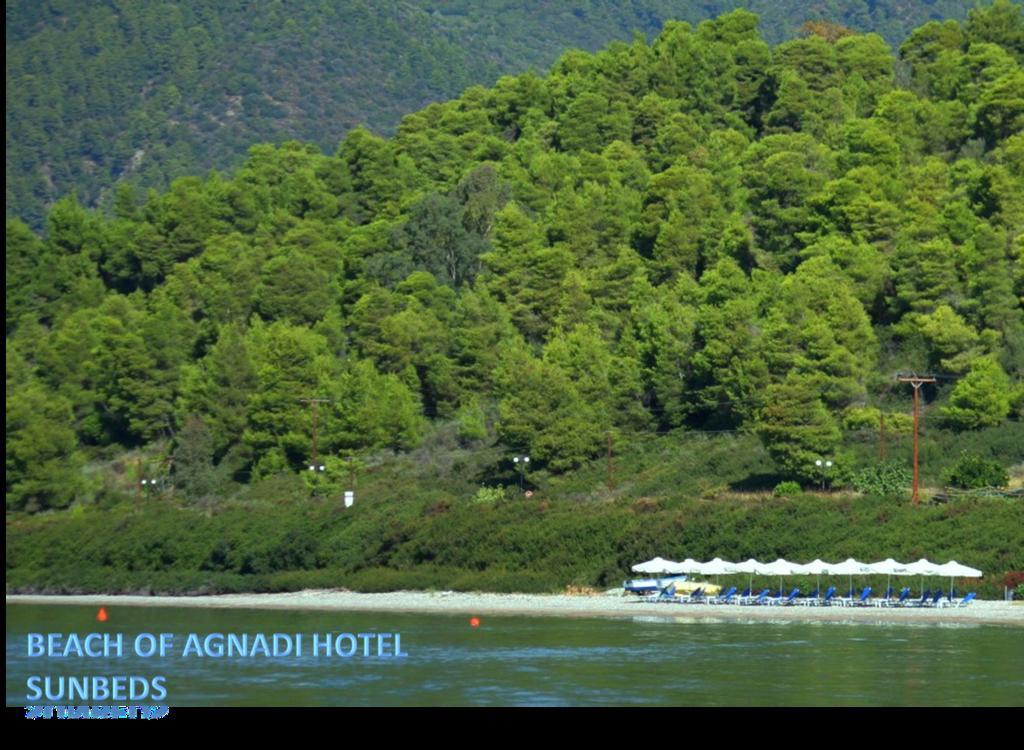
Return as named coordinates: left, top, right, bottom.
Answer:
left=769, top=587, right=801, bottom=606
left=742, top=589, right=771, bottom=606
left=923, top=590, right=945, bottom=607
left=678, top=587, right=704, bottom=603
left=654, top=583, right=677, bottom=602
left=877, top=587, right=911, bottom=607
left=948, top=591, right=977, bottom=608
left=835, top=586, right=871, bottom=607
left=709, top=586, right=737, bottom=605
left=802, top=586, right=837, bottom=607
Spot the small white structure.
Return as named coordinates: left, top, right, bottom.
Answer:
left=344, top=491, right=354, bottom=508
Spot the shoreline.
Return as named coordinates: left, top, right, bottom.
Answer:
left=7, top=590, right=1024, bottom=627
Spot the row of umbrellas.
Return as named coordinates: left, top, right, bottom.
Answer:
left=631, top=556, right=983, bottom=597
left=631, top=557, right=982, bottom=577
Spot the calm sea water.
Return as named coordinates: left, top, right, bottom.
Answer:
left=6, top=604, right=1023, bottom=707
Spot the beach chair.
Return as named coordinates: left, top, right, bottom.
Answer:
left=812, top=586, right=836, bottom=607
left=879, top=588, right=911, bottom=608
left=954, top=592, right=977, bottom=608
left=835, top=586, right=870, bottom=607
left=745, top=589, right=771, bottom=606
left=853, top=587, right=873, bottom=606
left=770, top=587, right=800, bottom=606
left=679, top=587, right=703, bottom=603
left=912, top=589, right=932, bottom=607
left=795, top=588, right=820, bottom=607
left=710, top=586, right=737, bottom=605
left=655, top=584, right=677, bottom=603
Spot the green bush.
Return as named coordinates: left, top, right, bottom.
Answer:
left=773, top=481, right=802, bottom=497
left=852, top=461, right=912, bottom=497
left=473, top=486, right=507, bottom=504
left=945, top=452, right=1009, bottom=489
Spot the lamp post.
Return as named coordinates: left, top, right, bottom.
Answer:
left=307, top=463, right=326, bottom=498
left=513, top=456, right=530, bottom=493
left=814, top=459, right=834, bottom=492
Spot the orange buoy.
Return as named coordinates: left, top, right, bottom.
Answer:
left=97, top=607, right=109, bottom=622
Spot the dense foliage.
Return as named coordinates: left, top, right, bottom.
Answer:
left=945, top=451, right=1011, bottom=488
left=6, top=5, right=1024, bottom=521
left=4, top=493, right=1019, bottom=599
left=7, top=0, right=982, bottom=228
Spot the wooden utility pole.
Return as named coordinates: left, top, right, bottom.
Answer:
left=896, top=375, right=937, bottom=504
left=298, top=398, right=331, bottom=465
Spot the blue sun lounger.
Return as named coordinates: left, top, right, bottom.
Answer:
left=742, top=589, right=771, bottom=606
left=877, top=587, right=911, bottom=607
left=768, top=587, right=800, bottom=606
left=948, top=591, right=977, bottom=608
left=678, top=587, right=705, bottom=603
left=710, top=586, right=737, bottom=605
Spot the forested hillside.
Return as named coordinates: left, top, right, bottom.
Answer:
left=6, top=0, right=981, bottom=228
left=6, top=3, right=1024, bottom=518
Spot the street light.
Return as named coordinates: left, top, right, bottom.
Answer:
left=814, top=459, right=834, bottom=491
left=513, top=456, right=530, bottom=493
left=307, top=464, right=327, bottom=499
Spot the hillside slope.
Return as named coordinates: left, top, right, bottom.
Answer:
left=6, top=0, right=979, bottom=227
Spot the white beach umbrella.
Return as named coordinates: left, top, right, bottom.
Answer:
left=794, top=559, right=830, bottom=595
left=762, top=558, right=801, bottom=596
left=699, top=557, right=738, bottom=588
left=904, top=558, right=942, bottom=575
left=677, top=558, right=706, bottom=575
left=733, top=558, right=766, bottom=593
left=935, top=560, right=982, bottom=601
left=700, top=558, right=739, bottom=575
left=904, top=558, right=942, bottom=597
left=935, top=560, right=982, bottom=578
left=631, top=557, right=680, bottom=574
left=826, top=558, right=872, bottom=597
left=867, top=558, right=911, bottom=598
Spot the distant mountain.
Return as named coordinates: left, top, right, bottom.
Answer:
left=6, top=0, right=977, bottom=228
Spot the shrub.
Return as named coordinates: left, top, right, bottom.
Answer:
left=773, top=481, right=802, bottom=497
left=946, top=452, right=1009, bottom=489
left=473, top=486, right=507, bottom=504
left=852, top=461, right=912, bottom=497
left=1004, top=571, right=1024, bottom=591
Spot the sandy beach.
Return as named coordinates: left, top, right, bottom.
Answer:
left=7, top=590, right=1023, bottom=626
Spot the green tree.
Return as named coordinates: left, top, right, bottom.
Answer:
left=6, top=370, right=86, bottom=511
left=755, top=372, right=843, bottom=482
left=940, top=356, right=1013, bottom=429
left=173, top=416, right=217, bottom=501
